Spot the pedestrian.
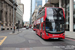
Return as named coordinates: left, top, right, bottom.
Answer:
left=14, top=26, right=15, bottom=31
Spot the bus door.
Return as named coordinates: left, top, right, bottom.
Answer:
left=41, top=23, right=45, bottom=38
left=36, top=24, right=40, bottom=35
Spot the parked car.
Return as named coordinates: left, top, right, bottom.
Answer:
left=31, top=27, right=33, bottom=29
left=26, top=26, right=29, bottom=29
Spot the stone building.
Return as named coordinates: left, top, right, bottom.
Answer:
left=15, top=0, right=21, bottom=4
left=19, top=4, right=24, bottom=13
left=15, top=0, right=24, bottom=28
left=0, top=0, right=17, bottom=30
left=32, top=9, right=37, bottom=27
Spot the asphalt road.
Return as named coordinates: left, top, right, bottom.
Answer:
left=0, top=28, right=75, bottom=50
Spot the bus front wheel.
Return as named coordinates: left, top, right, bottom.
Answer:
left=40, top=33, right=42, bottom=38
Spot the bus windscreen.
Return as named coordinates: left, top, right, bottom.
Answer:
left=45, top=8, right=65, bottom=34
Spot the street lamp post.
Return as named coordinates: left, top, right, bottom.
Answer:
left=12, top=0, right=15, bottom=33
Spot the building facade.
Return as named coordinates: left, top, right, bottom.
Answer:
left=44, top=0, right=75, bottom=32
left=0, top=0, right=17, bottom=30
left=42, top=0, right=48, bottom=6
left=32, top=0, right=75, bottom=32
left=35, top=0, right=42, bottom=7
left=19, top=4, right=24, bottom=13
left=32, top=6, right=42, bottom=27
left=15, top=0, right=24, bottom=28
left=24, top=22, right=29, bottom=27
left=16, top=6, right=23, bottom=28
left=15, top=0, right=21, bottom=4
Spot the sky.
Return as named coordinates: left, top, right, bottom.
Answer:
left=21, top=0, right=35, bottom=22
left=21, top=0, right=30, bottom=22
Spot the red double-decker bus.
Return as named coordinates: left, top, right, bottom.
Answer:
left=34, top=7, right=65, bottom=40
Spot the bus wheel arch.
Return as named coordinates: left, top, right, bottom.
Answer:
left=36, top=31, right=37, bottom=35
left=40, top=32, right=42, bottom=37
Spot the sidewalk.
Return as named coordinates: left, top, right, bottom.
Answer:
left=9, top=30, right=22, bottom=34
left=0, top=28, right=23, bottom=35
left=9, top=28, right=23, bottom=34
left=65, top=31, right=75, bottom=39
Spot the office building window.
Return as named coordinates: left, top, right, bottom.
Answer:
left=73, top=0, right=75, bottom=31
left=35, top=0, right=42, bottom=7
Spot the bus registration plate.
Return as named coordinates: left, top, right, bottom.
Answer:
left=53, top=38, right=58, bottom=39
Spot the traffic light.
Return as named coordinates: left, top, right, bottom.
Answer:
left=18, top=20, right=20, bottom=24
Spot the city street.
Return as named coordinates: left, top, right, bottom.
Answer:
left=1, top=0, right=75, bottom=50
left=0, top=28, right=75, bottom=50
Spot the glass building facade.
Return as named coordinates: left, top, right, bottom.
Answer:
left=45, top=0, right=48, bottom=3
left=47, top=0, right=74, bottom=32
left=35, top=0, right=42, bottom=7
left=73, top=0, right=75, bottom=31
left=63, top=0, right=69, bottom=31
left=61, top=0, right=75, bottom=31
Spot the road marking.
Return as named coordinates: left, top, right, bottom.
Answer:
left=0, top=36, right=7, bottom=45
left=16, top=48, right=33, bottom=50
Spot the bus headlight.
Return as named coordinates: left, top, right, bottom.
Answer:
left=63, top=34, right=64, bottom=36
left=46, top=33, right=48, bottom=36
left=62, top=33, right=64, bottom=36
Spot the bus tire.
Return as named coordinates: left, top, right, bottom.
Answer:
left=40, top=33, right=42, bottom=38
left=40, top=33, right=45, bottom=40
